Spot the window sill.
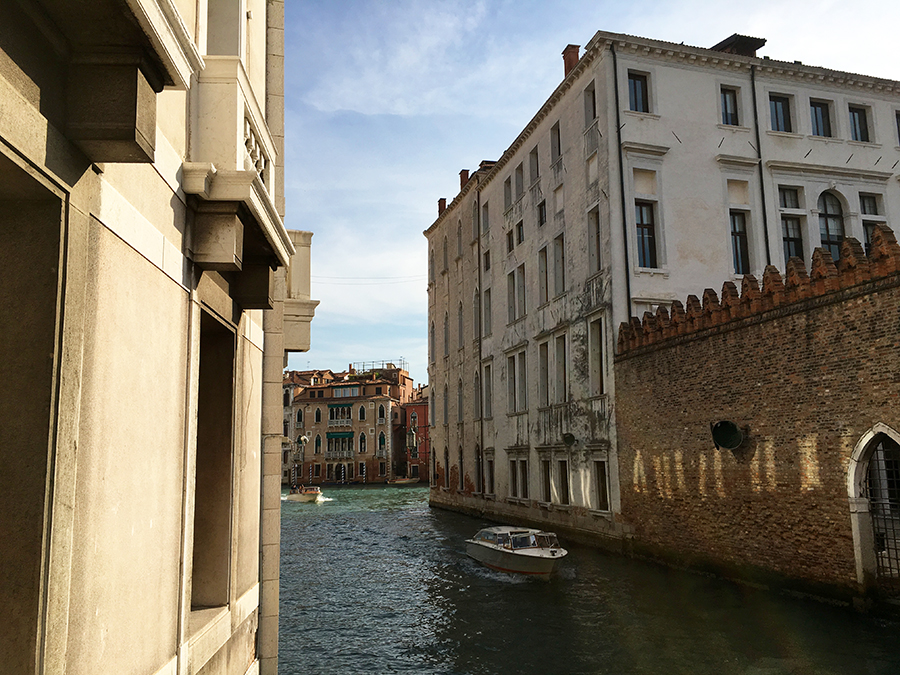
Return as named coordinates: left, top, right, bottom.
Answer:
left=507, top=410, right=528, bottom=418
left=552, top=291, right=567, bottom=302
left=807, top=134, right=843, bottom=144
left=589, top=508, right=613, bottom=519
left=634, top=266, right=670, bottom=278
left=766, top=130, right=803, bottom=140
left=848, top=140, right=881, bottom=149
left=484, top=493, right=496, bottom=501
left=717, top=123, right=750, bottom=133
left=624, top=110, right=660, bottom=121
left=507, top=497, right=529, bottom=506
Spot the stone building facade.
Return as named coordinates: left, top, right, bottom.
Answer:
left=615, top=227, right=900, bottom=601
left=0, top=2, right=315, bottom=674
left=425, top=28, right=900, bottom=594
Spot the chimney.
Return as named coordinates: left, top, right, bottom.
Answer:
left=459, top=169, right=469, bottom=190
left=562, top=44, right=580, bottom=77
left=438, top=197, right=446, bottom=215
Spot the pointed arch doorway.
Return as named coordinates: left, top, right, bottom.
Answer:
left=848, top=424, right=900, bottom=597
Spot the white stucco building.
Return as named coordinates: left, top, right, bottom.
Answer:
left=0, top=1, right=315, bottom=674
left=425, top=30, right=900, bottom=541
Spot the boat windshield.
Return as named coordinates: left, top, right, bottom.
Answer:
left=535, top=533, right=560, bottom=548
left=511, top=534, right=536, bottom=549
left=476, top=530, right=497, bottom=544
left=497, top=533, right=510, bottom=548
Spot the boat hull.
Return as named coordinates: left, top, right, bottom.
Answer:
left=465, top=540, right=565, bottom=577
left=284, top=490, right=322, bottom=503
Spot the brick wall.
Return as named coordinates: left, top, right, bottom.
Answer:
left=614, top=227, right=900, bottom=594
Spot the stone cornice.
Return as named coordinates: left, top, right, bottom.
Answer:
left=765, top=160, right=893, bottom=183
left=125, top=0, right=205, bottom=89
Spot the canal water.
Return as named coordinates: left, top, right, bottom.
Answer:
left=279, top=486, right=900, bottom=675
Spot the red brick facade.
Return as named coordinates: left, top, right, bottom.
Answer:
left=614, top=226, right=900, bottom=598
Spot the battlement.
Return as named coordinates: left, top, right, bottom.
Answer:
left=617, top=224, right=900, bottom=355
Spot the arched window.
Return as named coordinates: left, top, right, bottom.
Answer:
left=315, top=408, right=321, bottom=423
left=378, top=404, right=385, bottom=421
left=473, top=290, right=481, bottom=339
left=296, top=409, right=302, bottom=425
left=314, top=435, right=321, bottom=454
left=472, top=201, right=479, bottom=240
left=359, top=405, right=366, bottom=421
left=474, top=372, right=481, bottom=418
left=410, top=411, right=418, bottom=428
left=442, top=235, right=448, bottom=269
left=430, top=322, right=435, bottom=362
left=457, top=303, right=464, bottom=349
left=429, top=249, right=435, bottom=283
left=818, top=191, right=844, bottom=260
left=283, top=450, right=289, bottom=464
left=459, top=446, right=464, bottom=491
left=429, top=395, right=435, bottom=427
left=359, top=433, right=366, bottom=454
left=444, top=448, right=450, bottom=488
left=443, top=313, right=449, bottom=356
left=457, top=379, right=463, bottom=422
left=379, top=431, right=386, bottom=452
left=457, top=220, right=463, bottom=257
left=443, top=384, right=448, bottom=424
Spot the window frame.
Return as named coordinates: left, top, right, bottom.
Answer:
left=849, top=105, right=871, bottom=143
left=635, top=200, right=658, bottom=269
left=769, top=94, right=793, bottom=133
left=720, top=86, right=739, bottom=126
left=809, top=99, right=832, bottom=138
left=818, top=191, right=845, bottom=260
left=628, top=71, right=650, bottom=113
left=729, top=209, right=751, bottom=275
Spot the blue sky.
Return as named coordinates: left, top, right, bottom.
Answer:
left=283, top=0, right=900, bottom=385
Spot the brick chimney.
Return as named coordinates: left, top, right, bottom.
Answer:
left=438, top=197, right=446, bottom=215
left=459, top=169, right=469, bottom=190
left=562, top=44, right=580, bottom=77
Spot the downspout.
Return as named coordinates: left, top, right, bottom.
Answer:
left=611, top=43, right=632, bottom=313
left=751, top=64, right=772, bottom=266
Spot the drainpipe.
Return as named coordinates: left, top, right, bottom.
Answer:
left=751, top=64, right=772, bottom=266
left=611, top=43, right=632, bottom=316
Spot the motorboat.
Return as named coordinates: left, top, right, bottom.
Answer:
left=386, top=476, right=419, bottom=485
left=284, top=485, right=323, bottom=503
left=465, top=526, right=567, bottom=577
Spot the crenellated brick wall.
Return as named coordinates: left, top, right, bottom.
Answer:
left=613, top=225, right=900, bottom=599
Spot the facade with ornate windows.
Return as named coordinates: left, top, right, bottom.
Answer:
left=0, top=1, right=317, bottom=674
left=284, top=362, right=416, bottom=484
left=425, top=29, right=900, bottom=599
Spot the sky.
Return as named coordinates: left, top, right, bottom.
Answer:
left=282, top=0, right=900, bottom=386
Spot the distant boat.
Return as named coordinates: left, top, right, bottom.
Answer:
left=466, top=526, right=567, bottom=577
left=285, top=485, right=324, bottom=503
left=386, top=476, right=419, bottom=485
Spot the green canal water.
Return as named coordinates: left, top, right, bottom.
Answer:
left=279, top=485, right=900, bottom=674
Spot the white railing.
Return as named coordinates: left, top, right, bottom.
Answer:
left=328, top=419, right=351, bottom=427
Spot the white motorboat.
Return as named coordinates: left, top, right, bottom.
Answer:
left=284, top=485, right=323, bottom=503
left=465, top=526, right=567, bottom=577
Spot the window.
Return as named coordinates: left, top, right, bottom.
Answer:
left=379, top=461, right=386, bottom=477
left=378, top=404, right=385, bottom=421
left=483, top=289, right=492, bottom=336
left=314, top=464, right=321, bottom=477
left=315, top=434, right=321, bottom=454
left=506, top=229, right=514, bottom=253
left=483, top=251, right=490, bottom=271
left=474, top=372, right=481, bottom=418
left=516, top=220, right=524, bottom=245
left=442, top=235, right=448, bottom=269
left=504, top=176, right=512, bottom=210
left=315, top=408, right=321, bottom=423
left=473, top=291, right=481, bottom=339
left=509, top=459, right=518, bottom=497
left=482, top=202, right=489, bottom=234
left=849, top=106, right=870, bottom=142
left=457, top=303, right=463, bottom=350
left=515, top=163, right=524, bottom=200
left=554, top=334, right=567, bottom=404
left=507, top=350, right=527, bottom=413
left=594, top=460, right=609, bottom=511
left=550, top=122, right=561, bottom=163
left=483, top=364, right=492, bottom=418
left=810, top=100, right=832, bottom=137
left=818, top=192, right=844, bottom=260
left=538, top=342, right=549, bottom=407
left=584, top=81, right=597, bottom=126
left=359, top=405, right=366, bottom=421
left=628, top=72, right=649, bottom=113
left=635, top=201, right=658, bottom=268
left=486, top=458, right=495, bottom=494
left=529, top=147, right=540, bottom=184
left=379, top=431, right=386, bottom=452
left=541, top=460, right=551, bottom=502
left=295, top=409, right=302, bottom=425
left=779, top=186, right=800, bottom=209
left=429, top=322, right=434, bottom=363
left=589, top=317, right=605, bottom=396
left=518, top=459, right=529, bottom=499
left=359, top=433, right=366, bottom=453
left=553, top=234, right=565, bottom=296
left=506, top=265, right=526, bottom=322
left=896, top=111, right=900, bottom=145
left=359, top=461, right=366, bottom=476
left=770, top=95, right=792, bottom=132
left=538, top=247, right=548, bottom=305
left=442, top=385, right=448, bottom=425
left=458, top=447, right=465, bottom=491
left=860, top=194, right=882, bottom=255
left=783, top=216, right=803, bottom=263
left=429, top=249, right=435, bottom=283
left=588, top=208, right=601, bottom=274
left=721, top=86, right=739, bottom=126
left=443, top=312, right=449, bottom=356
left=557, top=460, right=570, bottom=505
left=537, top=200, right=547, bottom=227
left=457, top=380, right=463, bottom=422
left=730, top=210, right=750, bottom=275
left=472, top=200, right=479, bottom=240
left=456, top=221, right=462, bottom=257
